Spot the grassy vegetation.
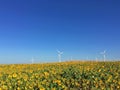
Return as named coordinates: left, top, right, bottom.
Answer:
left=0, top=61, right=120, bottom=90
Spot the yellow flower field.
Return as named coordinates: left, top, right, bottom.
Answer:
left=0, top=61, right=120, bottom=90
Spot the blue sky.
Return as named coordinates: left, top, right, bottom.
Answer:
left=0, top=0, right=120, bottom=63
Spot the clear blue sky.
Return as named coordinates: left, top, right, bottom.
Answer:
left=0, top=0, right=120, bottom=63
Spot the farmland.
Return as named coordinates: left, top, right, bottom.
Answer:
left=0, top=61, right=120, bottom=90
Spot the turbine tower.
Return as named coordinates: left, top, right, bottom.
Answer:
left=70, top=56, right=73, bottom=61
left=100, top=50, right=106, bottom=62
left=32, top=57, right=34, bottom=64
left=57, top=50, right=63, bottom=62
left=96, top=57, right=98, bottom=62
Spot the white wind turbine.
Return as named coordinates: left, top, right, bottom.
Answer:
left=100, top=50, right=106, bottom=62
left=57, top=50, right=63, bottom=62
left=70, top=56, right=73, bottom=61
left=32, top=57, right=34, bottom=64
left=96, top=57, right=98, bottom=62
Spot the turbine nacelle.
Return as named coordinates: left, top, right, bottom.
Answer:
left=100, top=50, right=106, bottom=55
left=57, top=50, right=63, bottom=55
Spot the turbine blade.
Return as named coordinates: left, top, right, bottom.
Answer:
left=60, top=52, right=63, bottom=54
left=104, top=50, right=106, bottom=53
left=57, top=49, right=60, bottom=53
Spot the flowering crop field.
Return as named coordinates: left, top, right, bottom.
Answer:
left=0, top=61, right=120, bottom=90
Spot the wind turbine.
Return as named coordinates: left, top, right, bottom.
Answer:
left=100, top=50, right=106, bottom=62
left=70, top=56, right=73, bottom=61
left=57, top=50, right=63, bottom=62
left=96, top=57, right=98, bottom=62
left=32, top=57, right=34, bottom=64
